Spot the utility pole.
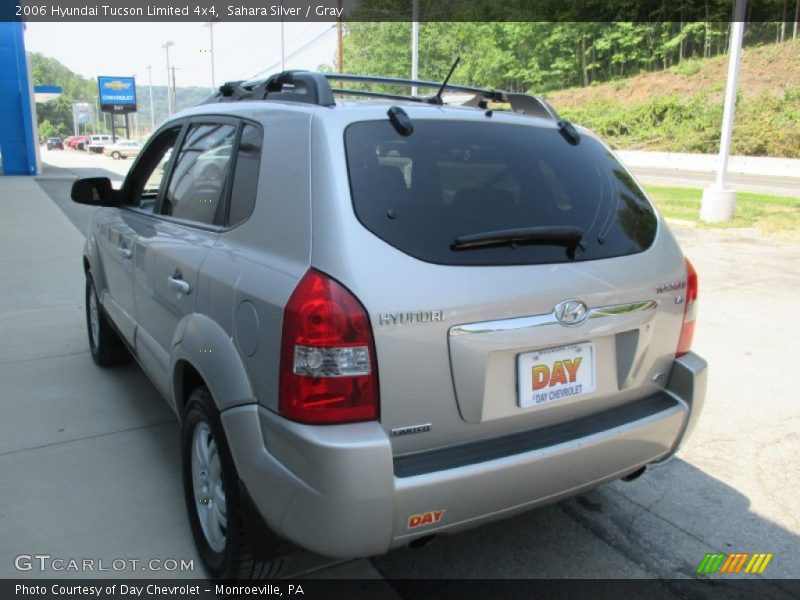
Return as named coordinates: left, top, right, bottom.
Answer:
left=146, top=64, right=155, bottom=133
left=171, top=66, right=178, bottom=113
left=278, top=0, right=286, bottom=70
left=128, top=71, right=137, bottom=141
left=411, top=0, right=419, bottom=96
left=337, top=0, right=343, bottom=75
left=162, top=40, right=174, bottom=115
left=203, top=22, right=216, bottom=90
left=700, top=0, right=746, bottom=222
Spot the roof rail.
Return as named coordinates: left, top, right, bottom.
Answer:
left=204, top=70, right=335, bottom=106
left=202, top=70, right=560, bottom=120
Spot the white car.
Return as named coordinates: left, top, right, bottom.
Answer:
left=86, top=134, right=113, bottom=154
left=105, top=140, right=142, bottom=160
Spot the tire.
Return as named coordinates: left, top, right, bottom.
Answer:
left=85, top=276, right=130, bottom=366
left=111, top=151, right=121, bottom=160
left=182, top=386, right=282, bottom=580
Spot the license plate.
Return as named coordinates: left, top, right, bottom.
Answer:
left=517, top=342, right=596, bottom=408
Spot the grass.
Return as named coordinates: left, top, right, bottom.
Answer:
left=558, top=87, right=800, bottom=157
left=643, top=185, right=800, bottom=237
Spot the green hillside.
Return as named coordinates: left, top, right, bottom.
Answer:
left=546, top=41, right=800, bottom=157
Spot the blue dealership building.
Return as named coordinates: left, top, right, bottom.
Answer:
left=0, top=21, right=40, bottom=175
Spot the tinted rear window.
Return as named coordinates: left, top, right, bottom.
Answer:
left=345, top=120, right=657, bottom=266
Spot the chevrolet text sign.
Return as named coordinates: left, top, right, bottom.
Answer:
left=98, top=76, right=137, bottom=113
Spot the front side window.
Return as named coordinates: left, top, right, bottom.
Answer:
left=161, top=123, right=237, bottom=225
left=125, top=126, right=181, bottom=213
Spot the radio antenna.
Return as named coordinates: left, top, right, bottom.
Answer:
left=429, top=56, right=460, bottom=105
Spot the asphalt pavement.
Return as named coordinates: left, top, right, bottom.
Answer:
left=1, top=148, right=798, bottom=593
left=630, top=167, right=800, bottom=198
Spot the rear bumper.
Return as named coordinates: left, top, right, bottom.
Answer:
left=222, top=352, right=707, bottom=559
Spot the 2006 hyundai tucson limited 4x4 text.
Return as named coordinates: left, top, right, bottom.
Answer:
left=72, top=70, right=706, bottom=579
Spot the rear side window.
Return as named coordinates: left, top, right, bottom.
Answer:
left=162, top=123, right=237, bottom=225
left=227, top=123, right=263, bottom=227
left=345, top=120, right=657, bottom=266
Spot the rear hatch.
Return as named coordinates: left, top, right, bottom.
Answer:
left=322, top=113, right=688, bottom=455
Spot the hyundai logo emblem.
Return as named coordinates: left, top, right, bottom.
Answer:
left=554, top=299, right=589, bottom=326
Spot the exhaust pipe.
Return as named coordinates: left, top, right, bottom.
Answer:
left=621, top=466, right=646, bottom=482
left=409, top=534, right=437, bottom=549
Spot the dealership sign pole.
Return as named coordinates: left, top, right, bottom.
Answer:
left=72, top=102, right=92, bottom=137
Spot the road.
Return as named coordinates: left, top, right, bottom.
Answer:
left=630, top=166, right=800, bottom=198
left=1, top=148, right=797, bottom=594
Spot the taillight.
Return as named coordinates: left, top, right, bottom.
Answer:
left=279, top=269, right=379, bottom=424
left=676, top=258, right=698, bottom=357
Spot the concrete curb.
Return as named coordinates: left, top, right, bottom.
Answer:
left=617, top=150, right=800, bottom=179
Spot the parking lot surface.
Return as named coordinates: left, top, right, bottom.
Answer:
left=1, top=149, right=797, bottom=591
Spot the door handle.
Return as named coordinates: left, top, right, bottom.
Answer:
left=118, top=245, right=132, bottom=259
left=168, top=275, right=191, bottom=295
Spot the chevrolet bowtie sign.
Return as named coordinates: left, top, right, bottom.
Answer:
left=98, top=76, right=137, bottom=113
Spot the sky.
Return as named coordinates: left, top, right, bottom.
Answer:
left=23, top=21, right=339, bottom=89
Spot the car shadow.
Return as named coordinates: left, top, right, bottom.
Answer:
left=60, top=166, right=127, bottom=183
left=373, top=458, right=800, bottom=595
left=35, top=177, right=96, bottom=237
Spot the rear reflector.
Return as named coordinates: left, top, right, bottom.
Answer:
left=279, top=269, right=379, bottom=424
left=676, top=258, right=698, bottom=357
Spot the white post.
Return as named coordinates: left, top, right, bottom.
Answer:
left=204, top=22, right=216, bottom=90
left=411, top=0, right=419, bottom=96
left=147, top=64, right=155, bottom=133
left=280, top=21, right=285, bottom=70
left=162, top=41, right=174, bottom=116
left=700, top=0, right=746, bottom=223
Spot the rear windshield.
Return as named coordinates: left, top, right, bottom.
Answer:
left=345, top=120, right=657, bottom=266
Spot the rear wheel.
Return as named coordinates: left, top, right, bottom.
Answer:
left=85, top=276, right=130, bottom=366
left=181, top=386, right=282, bottom=579
left=111, top=151, right=121, bottom=160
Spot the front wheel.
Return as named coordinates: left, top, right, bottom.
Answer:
left=111, top=151, right=121, bottom=160
left=85, top=276, right=130, bottom=366
left=181, top=387, right=281, bottom=579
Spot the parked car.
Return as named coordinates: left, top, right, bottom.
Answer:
left=72, top=71, right=706, bottom=579
left=69, top=135, right=88, bottom=150
left=46, top=137, right=64, bottom=150
left=86, top=134, right=113, bottom=153
left=105, top=140, right=142, bottom=160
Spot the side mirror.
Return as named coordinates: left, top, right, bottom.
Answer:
left=71, top=177, right=120, bottom=207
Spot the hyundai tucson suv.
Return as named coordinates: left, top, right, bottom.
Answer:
left=72, top=71, right=706, bottom=579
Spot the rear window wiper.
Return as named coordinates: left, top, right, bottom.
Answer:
left=451, top=226, right=585, bottom=251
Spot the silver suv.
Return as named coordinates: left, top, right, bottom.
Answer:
left=72, top=71, right=706, bottom=579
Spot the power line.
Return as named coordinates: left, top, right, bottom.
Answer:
left=247, top=25, right=336, bottom=81
left=236, top=23, right=309, bottom=81
left=238, top=23, right=327, bottom=81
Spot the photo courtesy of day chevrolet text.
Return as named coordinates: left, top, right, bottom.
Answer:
left=14, top=584, right=303, bottom=597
